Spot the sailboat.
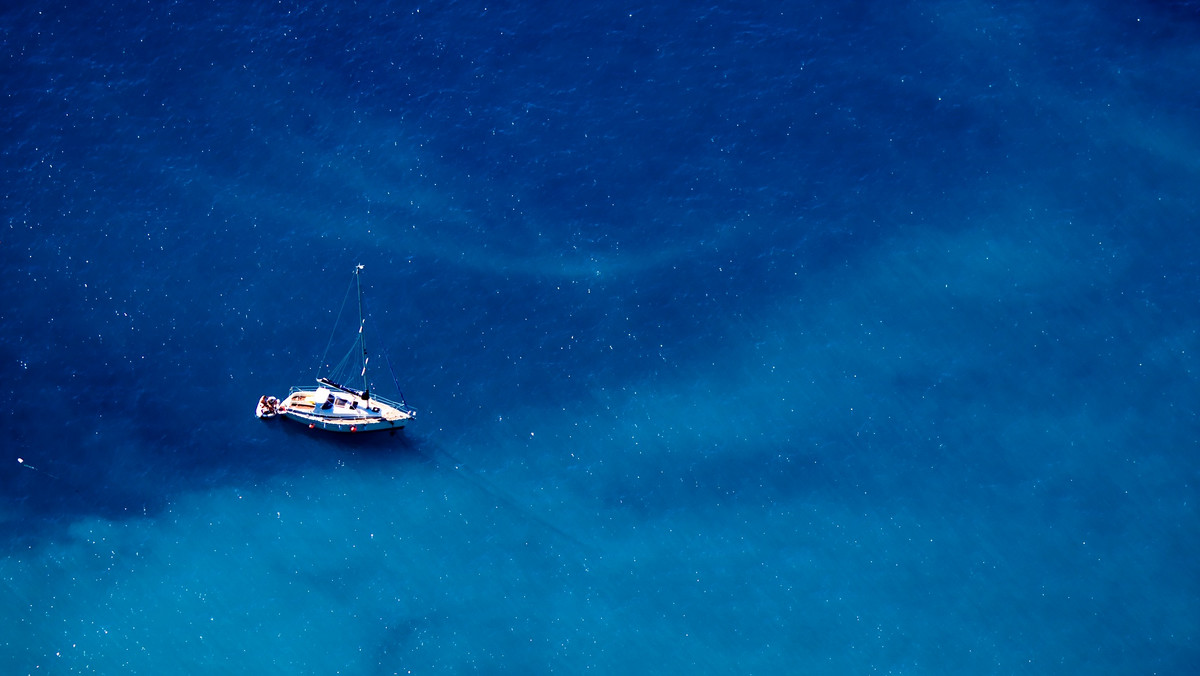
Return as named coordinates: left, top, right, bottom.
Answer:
left=256, top=265, right=416, bottom=433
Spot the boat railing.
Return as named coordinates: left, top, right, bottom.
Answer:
left=286, top=385, right=415, bottom=417
left=373, top=394, right=418, bottom=417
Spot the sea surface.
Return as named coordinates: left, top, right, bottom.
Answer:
left=2, top=0, right=1198, bottom=672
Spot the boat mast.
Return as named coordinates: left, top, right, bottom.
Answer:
left=355, top=264, right=370, bottom=400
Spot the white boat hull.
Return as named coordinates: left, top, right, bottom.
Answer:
left=271, top=387, right=414, bottom=433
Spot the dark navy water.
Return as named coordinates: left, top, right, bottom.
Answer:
left=3, top=0, right=1198, bottom=672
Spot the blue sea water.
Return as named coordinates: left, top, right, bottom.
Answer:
left=3, top=0, right=1198, bottom=672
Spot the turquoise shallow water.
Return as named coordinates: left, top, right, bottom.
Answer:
left=3, top=0, right=1198, bottom=672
